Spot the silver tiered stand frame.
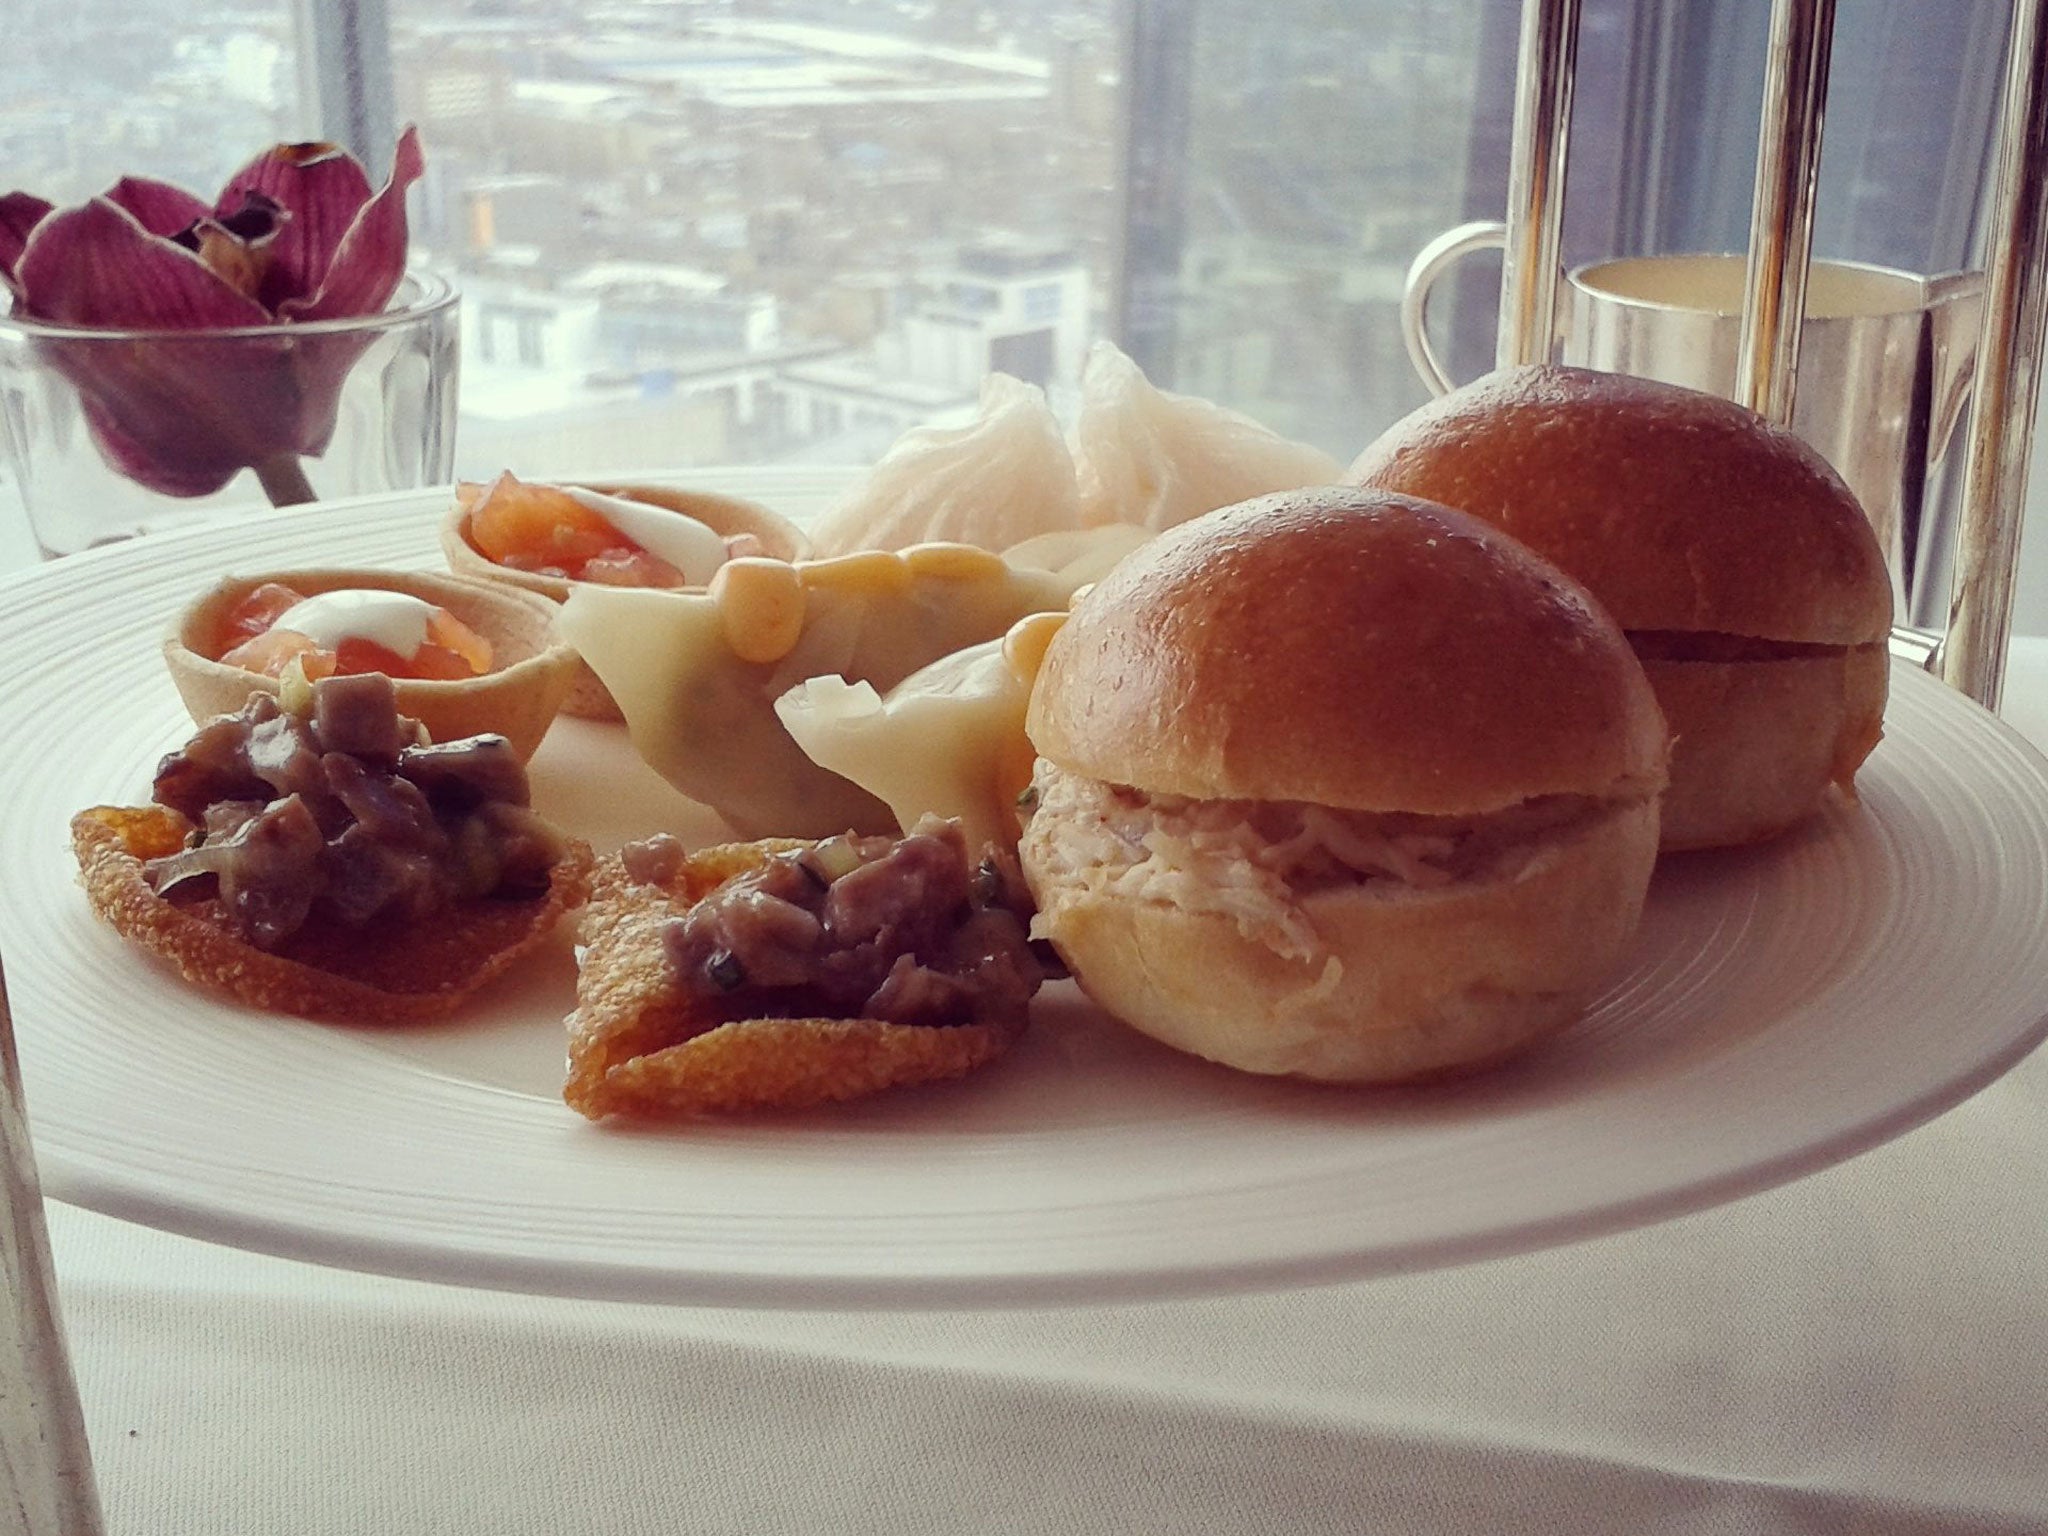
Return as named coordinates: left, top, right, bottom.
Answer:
left=1503, top=0, right=2048, bottom=712
left=5, top=4, right=2048, bottom=1530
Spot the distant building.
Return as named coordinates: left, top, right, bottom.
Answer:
left=501, top=80, right=650, bottom=180
left=463, top=174, right=571, bottom=254
left=566, top=261, right=782, bottom=362
left=771, top=360, right=975, bottom=462
left=460, top=257, right=602, bottom=375
left=891, top=239, right=1091, bottom=393
left=454, top=254, right=849, bottom=474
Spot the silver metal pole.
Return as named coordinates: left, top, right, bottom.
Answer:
left=1495, top=0, right=1581, bottom=369
left=1943, top=0, right=2048, bottom=710
left=1735, top=0, right=1837, bottom=426
left=1110, top=0, right=1196, bottom=385
left=293, top=0, right=396, bottom=173
left=0, top=959, right=103, bottom=1535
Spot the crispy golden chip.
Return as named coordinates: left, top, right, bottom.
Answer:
left=72, top=805, right=594, bottom=1025
left=566, top=837, right=1028, bottom=1120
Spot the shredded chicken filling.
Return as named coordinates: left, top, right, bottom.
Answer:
left=1022, top=763, right=1626, bottom=962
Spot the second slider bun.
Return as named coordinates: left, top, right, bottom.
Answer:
left=1020, top=486, right=1669, bottom=1084
left=1347, top=364, right=1892, bottom=849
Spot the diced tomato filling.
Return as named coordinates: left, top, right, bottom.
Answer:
left=423, top=608, right=493, bottom=674
left=221, top=582, right=304, bottom=643
left=216, top=586, right=493, bottom=682
left=461, top=471, right=638, bottom=581
left=577, top=548, right=686, bottom=587
left=459, top=471, right=748, bottom=588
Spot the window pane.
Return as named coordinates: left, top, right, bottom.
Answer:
left=1143, top=0, right=1499, bottom=453
left=386, top=1, right=1533, bottom=477
left=388, top=4, right=1125, bottom=478
left=4, top=0, right=2014, bottom=502
left=7, top=0, right=302, bottom=204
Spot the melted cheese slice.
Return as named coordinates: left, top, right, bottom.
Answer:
left=557, top=545, right=1078, bottom=840
left=775, top=612, right=1064, bottom=854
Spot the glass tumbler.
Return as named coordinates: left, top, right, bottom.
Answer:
left=0, top=271, right=459, bottom=558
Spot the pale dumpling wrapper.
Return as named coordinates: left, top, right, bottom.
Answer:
left=556, top=547, right=1077, bottom=841
left=1071, top=340, right=1346, bottom=530
left=1002, top=523, right=1154, bottom=592
left=775, top=613, right=1063, bottom=857
left=805, top=373, right=1087, bottom=558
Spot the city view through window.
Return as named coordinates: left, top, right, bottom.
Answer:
left=14, top=0, right=2048, bottom=629
left=9, top=0, right=1497, bottom=485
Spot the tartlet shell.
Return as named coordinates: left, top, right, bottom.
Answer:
left=165, top=566, right=580, bottom=761
left=440, top=482, right=811, bottom=721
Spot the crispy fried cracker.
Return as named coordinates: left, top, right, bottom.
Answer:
left=72, top=805, right=594, bottom=1025
left=565, top=838, right=1026, bottom=1120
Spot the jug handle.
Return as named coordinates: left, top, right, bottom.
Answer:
left=1402, top=222, right=1505, bottom=395
left=1403, top=221, right=1571, bottom=394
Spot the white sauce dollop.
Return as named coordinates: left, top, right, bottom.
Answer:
left=273, top=589, right=435, bottom=655
left=563, top=487, right=729, bottom=586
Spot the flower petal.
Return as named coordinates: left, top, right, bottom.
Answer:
left=1, top=193, right=54, bottom=298
left=12, top=198, right=273, bottom=330
left=218, top=139, right=373, bottom=312
left=277, top=125, right=425, bottom=322
left=183, top=217, right=275, bottom=304
left=77, top=389, right=247, bottom=498
left=37, top=326, right=323, bottom=497
left=170, top=193, right=287, bottom=304
left=208, top=189, right=289, bottom=246
left=103, top=176, right=211, bottom=239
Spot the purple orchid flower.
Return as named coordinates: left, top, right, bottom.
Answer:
left=0, top=128, right=425, bottom=504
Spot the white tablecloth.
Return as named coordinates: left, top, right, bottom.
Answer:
left=26, top=517, right=2048, bottom=1533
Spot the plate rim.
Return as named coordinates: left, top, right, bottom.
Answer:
left=6, top=485, right=2048, bottom=1310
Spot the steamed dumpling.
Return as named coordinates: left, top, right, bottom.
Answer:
left=1071, top=340, right=1346, bottom=529
left=556, top=546, right=1076, bottom=840
left=806, top=373, right=1086, bottom=557
left=775, top=614, right=1064, bottom=856
left=1002, top=523, right=1153, bottom=591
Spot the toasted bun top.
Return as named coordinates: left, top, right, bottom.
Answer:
left=1026, top=487, right=1669, bottom=814
left=1346, top=365, right=1893, bottom=644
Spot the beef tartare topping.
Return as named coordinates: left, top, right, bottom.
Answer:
left=144, top=674, right=566, bottom=950
left=658, top=815, right=1043, bottom=1028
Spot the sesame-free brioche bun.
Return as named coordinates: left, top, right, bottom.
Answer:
left=1347, top=365, right=1893, bottom=849
left=1028, top=486, right=1670, bottom=816
left=1346, top=365, right=1892, bottom=642
left=1639, top=645, right=1887, bottom=850
left=1020, top=487, right=1669, bottom=1084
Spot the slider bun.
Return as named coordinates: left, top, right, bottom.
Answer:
left=1029, top=796, right=1659, bottom=1082
left=1345, top=364, right=1892, bottom=644
left=1347, top=365, right=1894, bottom=849
left=1648, top=645, right=1887, bottom=850
left=1027, top=485, right=1670, bottom=815
left=1021, top=486, right=1669, bottom=1083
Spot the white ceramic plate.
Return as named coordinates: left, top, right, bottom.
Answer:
left=4, top=480, right=2048, bottom=1309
